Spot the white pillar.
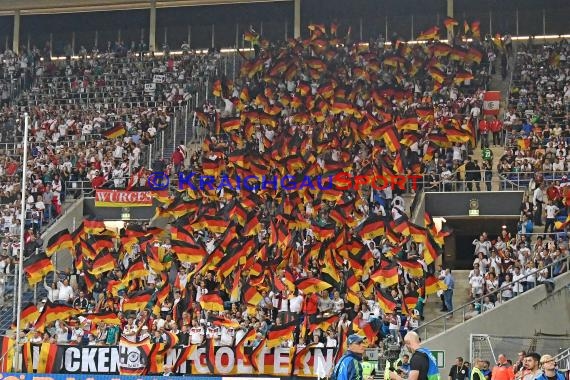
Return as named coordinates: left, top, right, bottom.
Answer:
left=446, top=0, right=453, bottom=41
left=542, top=9, right=546, bottom=36
left=13, top=10, right=20, bottom=54
left=515, top=8, right=519, bottom=37
left=211, top=24, right=215, bottom=48
left=149, top=0, right=157, bottom=52
left=294, top=0, right=301, bottom=38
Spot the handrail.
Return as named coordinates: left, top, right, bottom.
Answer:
left=419, top=255, right=570, bottom=341
left=503, top=45, right=516, bottom=147
left=553, top=348, right=570, bottom=370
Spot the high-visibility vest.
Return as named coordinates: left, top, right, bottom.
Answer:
left=471, top=367, right=485, bottom=380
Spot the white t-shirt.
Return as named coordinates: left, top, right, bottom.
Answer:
left=289, top=295, right=304, bottom=313
left=220, top=327, right=235, bottom=346
left=545, top=205, right=559, bottom=219
left=189, top=326, right=204, bottom=345
left=469, top=274, right=484, bottom=294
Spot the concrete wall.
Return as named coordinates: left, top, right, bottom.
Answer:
left=424, top=271, right=570, bottom=376
left=425, top=191, right=524, bottom=216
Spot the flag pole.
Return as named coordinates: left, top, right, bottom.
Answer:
left=14, top=112, right=30, bottom=372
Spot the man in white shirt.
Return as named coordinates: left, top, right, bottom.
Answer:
left=189, top=320, right=204, bottom=345
left=219, top=326, right=235, bottom=347
left=532, top=183, right=545, bottom=226
left=58, top=278, right=74, bottom=304
left=544, top=200, right=559, bottom=234
left=469, top=268, right=484, bottom=299
left=289, top=291, right=304, bottom=323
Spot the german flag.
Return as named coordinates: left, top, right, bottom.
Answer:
left=470, top=20, right=481, bottom=39
left=125, top=257, right=147, bottom=282
left=37, top=342, right=63, bottom=372
left=102, top=124, right=126, bottom=139
left=450, top=47, right=468, bottom=61
left=429, top=66, right=446, bottom=83
left=79, top=238, right=97, bottom=260
left=242, top=284, right=263, bottom=306
left=20, top=302, right=40, bottom=327
left=443, top=17, right=459, bottom=31
left=46, top=229, right=73, bottom=257
left=89, top=234, right=115, bottom=253
left=84, top=217, right=106, bottom=234
left=266, top=321, right=296, bottom=348
left=90, top=252, right=116, bottom=276
left=210, top=315, right=240, bottom=329
left=199, top=292, right=225, bottom=312
left=396, top=118, right=419, bottom=132
left=423, top=235, right=440, bottom=265
left=122, top=289, right=153, bottom=312
left=355, top=215, right=385, bottom=240
left=403, top=291, right=420, bottom=315
left=35, top=301, right=80, bottom=331
left=370, top=263, right=399, bottom=288
left=376, top=288, right=397, bottom=313
left=24, top=252, right=54, bottom=286
left=425, top=275, right=447, bottom=295
left=194, top=215, right=228, bottom=234
left=171, top=239, right=206, bottom=264
left=0, top=336, right=14, bottom=372
left=454, top=70, right=474, bottom=85
left=311, top=222, right=336, bottom=241
left=174, top=345, right=196, bottom=371
left=295, top=277, right=332, bottom=294
left=118, top=337, right=153, bottom=375
left=417, top=26, right=440, bottom=40
left=156, top=283, right=171, bottom=305
left=84, top=311, right=121, bottom=325
left=212, top=79, right=222, bottom=97
left=383, top=126, right=401, bottom=152
left=398, top=260, right=424, bottom=278
left=308, top=314, right=340, bottom=334
left=467, top=47, right=483, bottom=64
left=221, top=117, right=241, bottom=132
left=242, top=213, right=263, bottom=237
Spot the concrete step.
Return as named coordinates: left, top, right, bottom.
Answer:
left=420, top=270, right=473, bottom=338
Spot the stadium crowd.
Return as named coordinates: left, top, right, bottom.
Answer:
left=0, top=21, right=567, bottom=378
left=10, top=21, right=498, bottom=356
left=0, top=44, right=221, bottom=262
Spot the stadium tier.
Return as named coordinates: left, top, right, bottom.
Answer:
left=0, top=1, right=569, bottom=379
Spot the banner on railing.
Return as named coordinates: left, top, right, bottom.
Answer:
left=153, top=74, right=166, bottom=83
left=23, top=344, right=334, bottom=377
left=145, top=83, right=156, bottom=92
left=95, top=190, right=167, bottom=207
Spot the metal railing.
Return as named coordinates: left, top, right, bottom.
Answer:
left=417, top=254, right=570, bottom=341
left=553, top=348, right=570, bottom=370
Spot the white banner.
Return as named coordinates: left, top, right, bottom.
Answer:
left=144, top=83, right=156, bottom=92
left=153, top=74, right=165, bottom=83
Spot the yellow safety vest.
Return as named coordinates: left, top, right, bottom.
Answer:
left=471, top=367, right=484, bottom=380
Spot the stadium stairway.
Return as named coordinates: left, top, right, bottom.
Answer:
left=419, top=270, right=472, bottom=338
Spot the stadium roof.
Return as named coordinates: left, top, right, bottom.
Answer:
left=0, top=0, right=287, bottom=16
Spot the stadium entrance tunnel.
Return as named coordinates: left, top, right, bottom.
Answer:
left=443, top=216, right=520, bottom=269
left=424, top=191, right=524, bottom=269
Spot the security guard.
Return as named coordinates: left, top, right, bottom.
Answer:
left=471, top=358, right=485, bottom=380
left=362, top=358, right=376, bottom=380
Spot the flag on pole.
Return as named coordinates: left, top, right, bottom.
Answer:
left=483, top=91, right=501, bottom=116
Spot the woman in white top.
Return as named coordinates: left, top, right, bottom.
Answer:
left=524, top=262, right=537, bottom=290
left=511, top=267, right=525, bottom=296
left=43, top=278, right=60, bottom=302
left=501, top=274, right=514, bottom=301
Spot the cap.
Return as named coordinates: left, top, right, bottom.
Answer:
left=347, top=334, right=365, bottom=345
left=540, top=354, right=555, bottom=364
